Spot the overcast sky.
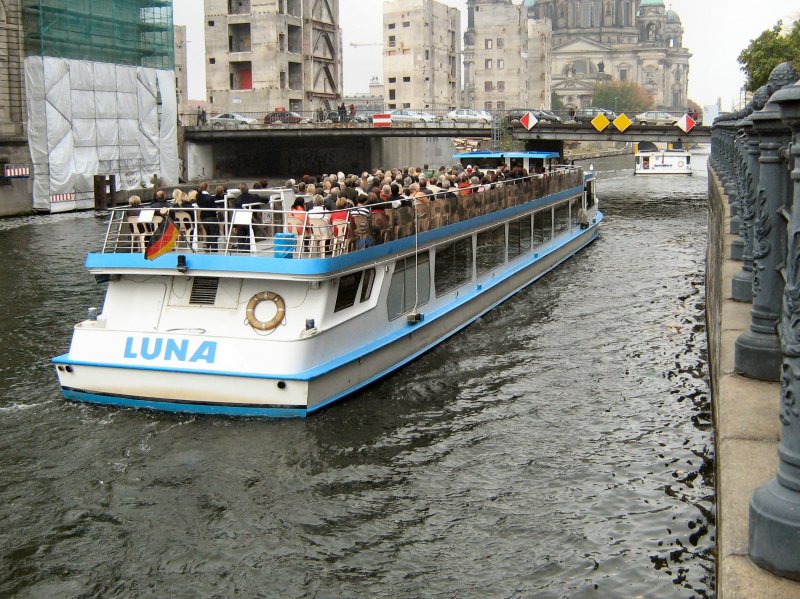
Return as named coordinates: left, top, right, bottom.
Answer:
left=174, top=0, right=799, bottom=110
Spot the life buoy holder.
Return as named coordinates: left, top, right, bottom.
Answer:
left=246, top=291, right=285, bottom=331
left=678, top=161, right=685, bottom=167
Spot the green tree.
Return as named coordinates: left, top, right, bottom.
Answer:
left=551, top=92, right=566, bottom=113
left=592, top=81, right=652, bottom=114
left=738, top=20, right=800, bottom=92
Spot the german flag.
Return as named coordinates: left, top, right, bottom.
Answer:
left=144, top=217, right=179, bottom=260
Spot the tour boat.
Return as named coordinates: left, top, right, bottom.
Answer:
left=53, top=152, right=602, bottom=417
left=634, top=141, right=692, bottom=175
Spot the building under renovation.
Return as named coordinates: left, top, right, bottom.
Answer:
left=0, top=0, right=179, bottom=214
left=204, top=0, right=342, bottom=115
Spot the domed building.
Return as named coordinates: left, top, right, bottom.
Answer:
left=528, top=0, right=691, bottom=112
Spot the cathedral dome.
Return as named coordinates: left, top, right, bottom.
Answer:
left=639, top=0, right=665, bottom=6
left=666, top=9, right=681, bottom=24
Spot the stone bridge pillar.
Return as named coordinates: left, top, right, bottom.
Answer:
left=749, top=76, right=800, bottom=581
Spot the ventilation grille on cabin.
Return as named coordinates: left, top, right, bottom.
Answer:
left=189, top=277, right=219, bottom=305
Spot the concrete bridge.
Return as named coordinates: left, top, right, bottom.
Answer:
left=709, top=63, right=800, bottom=597
left=182, top=121, right=710, bottom=181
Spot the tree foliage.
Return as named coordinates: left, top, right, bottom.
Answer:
left=738, top=20, right=800, bottom=92
left=592, top=81, right=652, bottom=114
left=551, top=91, right=566, bottom=112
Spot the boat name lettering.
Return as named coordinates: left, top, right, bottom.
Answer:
left=123, top=337, right=217, bottom=363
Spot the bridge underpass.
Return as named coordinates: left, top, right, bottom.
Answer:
left=182, top=122, right=711, bottom=181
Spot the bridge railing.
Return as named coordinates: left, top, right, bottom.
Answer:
left=100, top=167, right=584, bottom=258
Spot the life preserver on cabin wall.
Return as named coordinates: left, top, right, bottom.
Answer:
left=246, top=291, right=286, bottom=331
left=678, top=161, right=685, bottom=167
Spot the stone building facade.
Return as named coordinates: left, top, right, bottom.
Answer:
left=529, top=0, right=690, bottom=111
left=463, top=0, right=552, bottom=112
left=383, top=0, right=461, bottom=112
left=204, top=0, right=342, bottom=114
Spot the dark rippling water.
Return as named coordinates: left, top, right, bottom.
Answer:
left=0, top=156, right=715, bottom=598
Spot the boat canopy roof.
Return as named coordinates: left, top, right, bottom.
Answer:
left=453, top=151, right=560, bottom=160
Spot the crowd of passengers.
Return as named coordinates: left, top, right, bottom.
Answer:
left=123, top=161, right=570, bottom=251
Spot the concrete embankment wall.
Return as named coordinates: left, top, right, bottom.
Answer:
left=706, top=169, right=800, bottom=598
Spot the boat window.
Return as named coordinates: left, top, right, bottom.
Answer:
left=533, top=208, right=552, bottom=246
left=360, top=268, right=376, bottom=303
left=388, top=253, right=430, bottom=320
left=554, top=202, right=570, bottom=235
left=508, top=215, right=532, bottom=260
left=335, top=271, right=363, bottom=312
left=570, top=198, right=580, bottom=228
left=435, top=237, right=473, bottom=296
left=477, top=225, right=506, bottom=275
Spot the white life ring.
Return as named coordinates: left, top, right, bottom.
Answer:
left=678, top=161, right=685, bottom=167
left=246, top=291, right=285, bottom=331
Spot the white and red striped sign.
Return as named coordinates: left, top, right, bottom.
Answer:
left=4, top=165, right=30, bottom=177
left=372, top=113, right=392, bottom=128
left=677, top=113, right=696, bottom=133
left=51, top=193, right=75, bottom=203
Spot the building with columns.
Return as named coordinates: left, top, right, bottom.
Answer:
left=204, top=0, right=342, bottom=114
left=528, top=0, right=690, bottom=111
left=382, top=0, right=461, bottom=112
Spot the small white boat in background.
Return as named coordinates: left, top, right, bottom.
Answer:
left=54, top=151, right=602, bottom=417
left=634, top=141, right=692, bottom=176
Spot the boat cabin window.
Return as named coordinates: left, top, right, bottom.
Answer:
left=508, top=215, right=532, bottom=260
left=335, top=271, right=363, bottom=312
left=554, top=201, right=570, bottom=235
left=477, top=225, right=506, bottom=275
left=435, top=237, right=473, bottom=297
left=360, top=268, right=376, bottom=303
left=388, top=253, right=430, bottom=320
left=533, top=208, right=553, bottom=246
left=570, top=198, right=580, bottom=228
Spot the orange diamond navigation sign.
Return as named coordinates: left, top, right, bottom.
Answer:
left=677, top=113, right=696, bottom=133
left=591, top=113, right=610, bottom=131
left=520, top=112, right=538, bottom=130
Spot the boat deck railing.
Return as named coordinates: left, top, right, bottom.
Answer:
left=101, top=167, right=584, bottom=258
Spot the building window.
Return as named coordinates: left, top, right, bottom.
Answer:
left=208, top=20, right=215, bottom=26
left=402, top=102, right=411, bottom=108
left=484, top=101, right=492, bottom=110
left=496, top=38, right=504, bottom=49
left=497, top=81, right=505, bottom=92
left=425, top=49, right=429, bottom=60
left=388, top=23, right=395, bottom=29
left=403, top=76, right=410, bottom=83
left=619, top=69, right=627, bottom=82
left=485, top=59, right=492, bottom=69
left=389, top=89, right=396, bottom=100
left=484, top=81, right=493, bottom=92
left=388, top=77, right=396, bottom=83
left=209, top=58, right=216, bottom=64
left=403, top=21, right=410, bottom=27
left=496, top=100, right=505, bottom=110
left=388, top=35, right=396, bottom=48
left=485, top=39, right=493, bottom=49
left=280, top=71, right=286, bottom=89
left=278, top=33, right=285, bottom=52
left=497, top=59, right=504, bottom=70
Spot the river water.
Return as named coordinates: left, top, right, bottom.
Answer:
left=0, top=156, right=715, bottom=598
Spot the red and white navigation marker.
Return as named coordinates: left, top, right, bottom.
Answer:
left=372, top=113, right=392, bottom=128
left=519, top=111, right=538, bottom=130
left=676, top=113, right=696, bottom=133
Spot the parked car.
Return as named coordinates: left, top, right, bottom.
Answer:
left=573, top=106, right=617, bottom=124
left=505, top=108, right=562, bottom=127
left=209, top=112, right=258, bottom=127
left=388, top=109, right=437, bottom=123
left=446, top=108, right=492, bottom=124
left=321, top=111, right=369, bottom=123
left=264, top=111, right=309, bottom=124
left=634, top=110, right=678, bottom=126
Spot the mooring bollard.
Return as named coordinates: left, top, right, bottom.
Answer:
left=749, top=74, right=800, bottom=581
left=734, top=93, right=792, bottom=381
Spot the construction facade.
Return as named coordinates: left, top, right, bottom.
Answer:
left=0, top=0, right=179, bottom=214
left=204, top=0, right=342, bottom=114
left=382, top=0, right=461, bottom=112
left=463, top=0, right=552, bottom=111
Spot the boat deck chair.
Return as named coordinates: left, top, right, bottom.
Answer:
left=172, top=210, right=196, bottom=250
left=286, top=214, right=308, bottom=255
left=126, top=215, right=148, bottom=252
left=350, top=214, right=373, bottom=250
left=308, top=218, right=331, bottom=257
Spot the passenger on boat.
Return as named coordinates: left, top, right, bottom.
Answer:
left=126, top=194, right=142, bottom=215
left=330, top=197, right=353, bottom=228
left=308, top=195, right=330, bottom=222
left=195, top=185, right=221, bottom=247
left=234, top=182, right=260, bottom=209
left=323, top=187, right=340, bottom=211
left=458, top=174, right=472, bottom=196
left=150, top=190, right=168, bottom=209
left=352, top=195, right=370, bottom=218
